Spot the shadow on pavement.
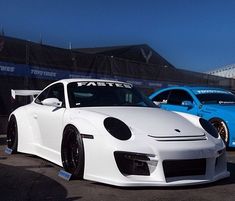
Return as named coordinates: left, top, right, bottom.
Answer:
left=0, top=163, right=81, bottom=201
left=0, top=136, right=6, bottom=146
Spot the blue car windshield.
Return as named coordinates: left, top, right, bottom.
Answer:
left=67, top=81, right=156, bottom=108
left=196, top=93, right=235, bottom=104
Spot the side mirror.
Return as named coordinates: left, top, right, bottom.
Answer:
left=181, top=100, right=194, bottom=109
left=153, top=99, right=167, bottom=106
left=41, top=98, right=62, bottom=107
left=153, top=101, right=160, bottom=106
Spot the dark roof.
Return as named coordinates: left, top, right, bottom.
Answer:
left=74, top=44, right=175, bottom=68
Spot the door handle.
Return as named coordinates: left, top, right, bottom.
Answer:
left=33, top=114, right=38, bottom=119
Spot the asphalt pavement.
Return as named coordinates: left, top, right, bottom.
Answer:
left=0, top=134, right=235, bottom=201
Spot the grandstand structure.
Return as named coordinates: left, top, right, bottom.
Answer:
left=207, top=64, right=235, bottom=78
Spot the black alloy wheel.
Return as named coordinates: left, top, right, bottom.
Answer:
left=61, top=125, right=84, bottom=179
left=7, top=115, right=18, bottom=153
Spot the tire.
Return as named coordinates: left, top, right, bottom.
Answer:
left=209, top=118, right=229, bottom=146
left=61, top=125, right=84, bottom=179
left=7, top=115, right=18, bottom=153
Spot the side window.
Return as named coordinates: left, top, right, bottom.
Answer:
left=35, top=87, right=50, bottom=104
left=152, top=90, right=170, bottom=104
left=167, top=90, right=193, bottom=105
left=35, top=83, right=65, bottom=107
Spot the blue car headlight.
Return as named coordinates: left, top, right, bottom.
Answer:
left=104, top=117, right=132, bottom=140
left=199, top=118, right=219, bottom=138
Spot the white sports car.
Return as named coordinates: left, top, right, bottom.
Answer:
left=7, top=79, right=229, bottom=186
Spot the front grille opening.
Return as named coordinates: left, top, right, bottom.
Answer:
left=163, top=159, right=206, bottom=178
left=114, top=151, right=150, bottom=176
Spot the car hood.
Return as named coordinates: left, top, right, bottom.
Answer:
left=80, top=107, right=204, bottom=137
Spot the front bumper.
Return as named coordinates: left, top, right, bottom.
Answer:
left=111, top=142, right=230, bottom=186
left=83, top=135, right=230, bottom=187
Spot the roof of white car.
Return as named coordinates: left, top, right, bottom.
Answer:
left=57, top=78, right=128, bottom=84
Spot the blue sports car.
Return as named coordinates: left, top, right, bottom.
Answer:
left=149, top=86, right=235, bottom=148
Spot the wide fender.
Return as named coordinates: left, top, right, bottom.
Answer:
left=66, top=117, right=103, bottom=137
left=199, top=105, right=233, bottom=124
left=9, top=106, right=37, bottom=154
left=63, top=115, right=129, bottom=182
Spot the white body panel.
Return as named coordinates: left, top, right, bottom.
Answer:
left=9, top=79, right=230, bottom=186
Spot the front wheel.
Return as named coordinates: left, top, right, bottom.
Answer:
left=7, top=115, right=18, bottom=153
left=61, top=125, right=84, bottom=179
left=210, top=118, right=229, bottom=146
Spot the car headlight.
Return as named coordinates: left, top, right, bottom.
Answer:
left=199, top=118, right=219, bottom=138
left=104, top=117, right=132, bottom=140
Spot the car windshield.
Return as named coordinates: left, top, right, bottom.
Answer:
left=196, top=92, right=235, bottom=104
left=67, top=81, right=156, bottom=108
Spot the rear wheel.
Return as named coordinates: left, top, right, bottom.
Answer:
left=210, top=118, right=229, bottom=146
left=61, top=125, right=84, bottom=179
left=7, top=115, right=18, bottom=153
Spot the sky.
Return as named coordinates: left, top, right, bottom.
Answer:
left=1, top=0, right=235, bottom=72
